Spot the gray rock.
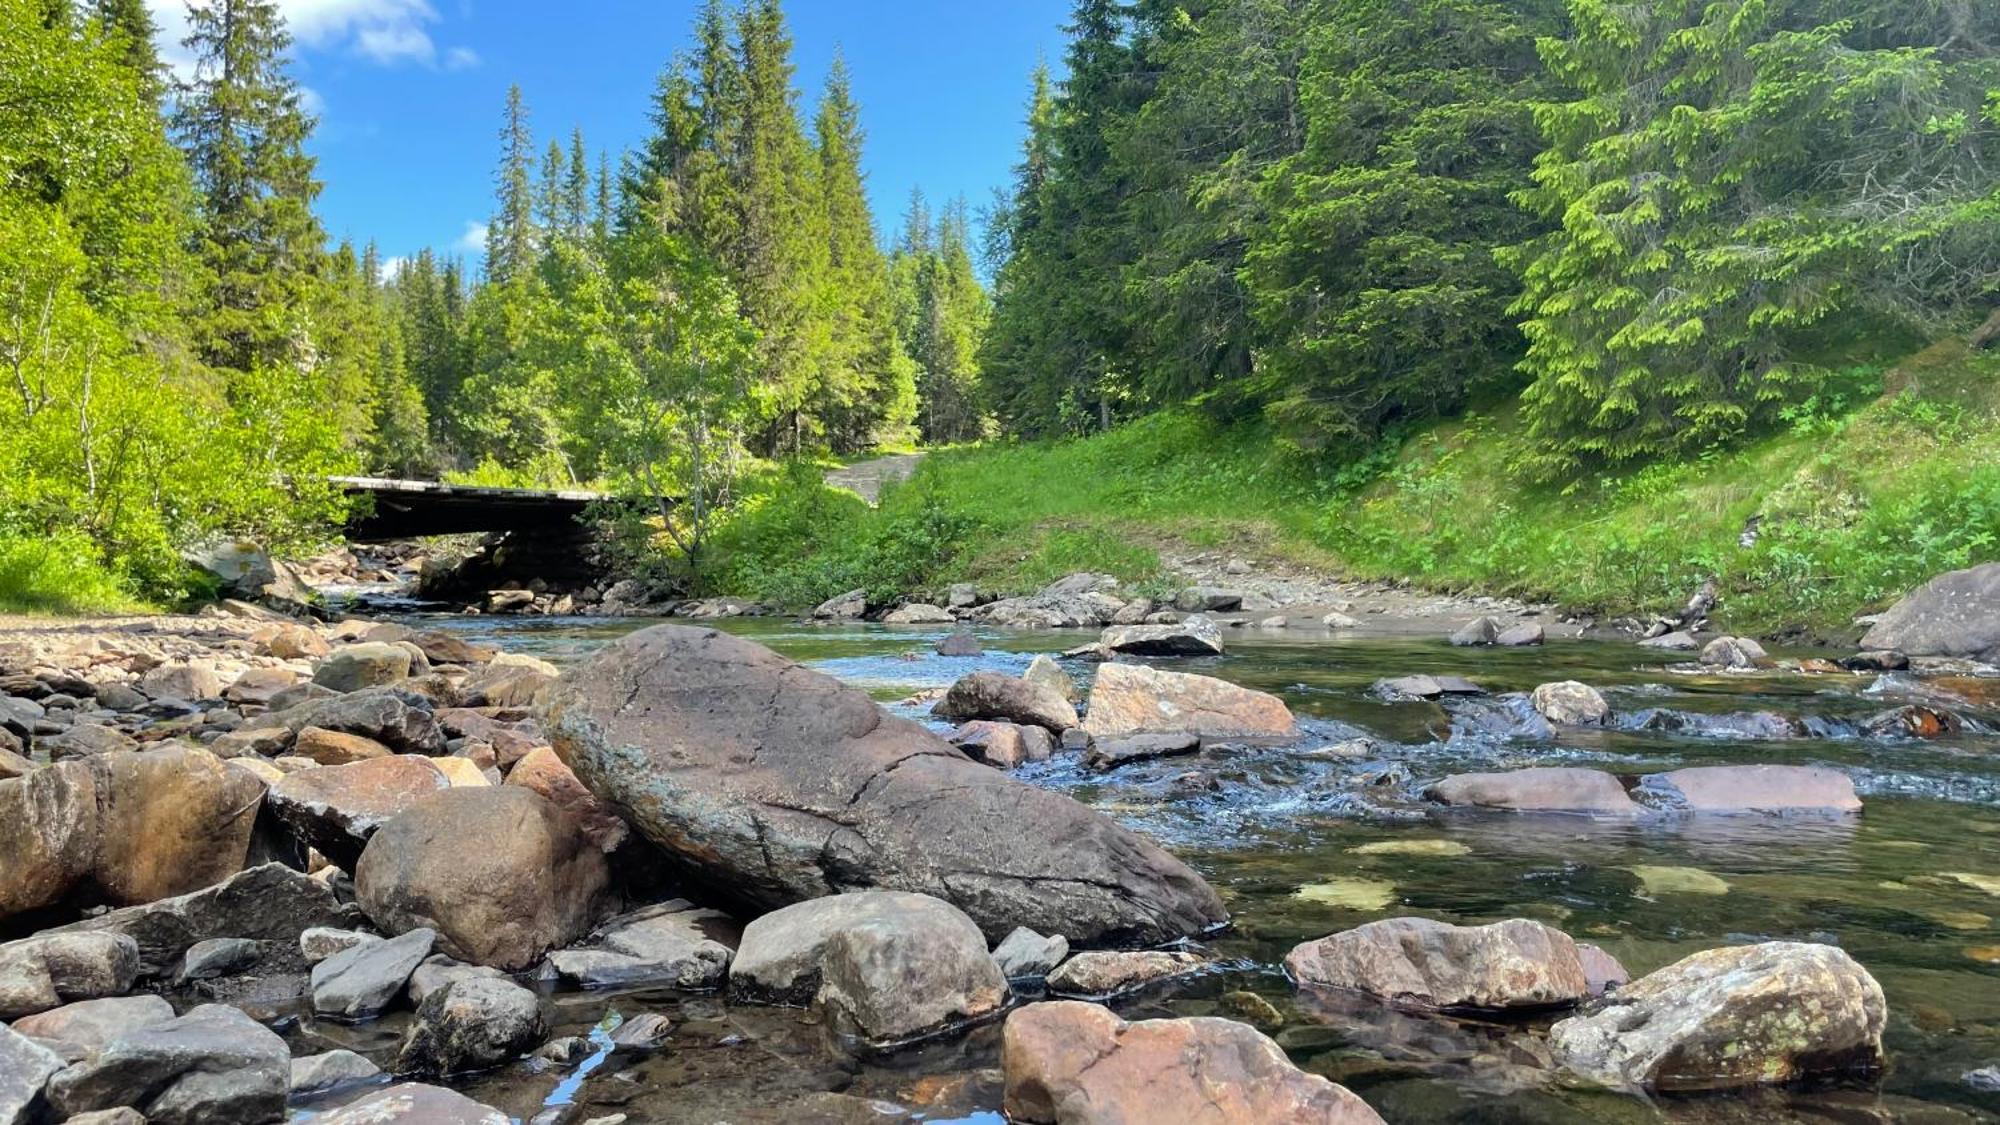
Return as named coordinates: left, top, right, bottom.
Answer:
left=310, top=927, right=434, bottom=1020
left=1284, top=917, right=1591, bottom=1011
left=1084, top=733, right=1200, bottom=770
left=1700, top=636, right=1769, bottom=669
left=289, top=1049, right=382, bottom=1097
left=0, top=934, right=138, bottom=1020
left=1636, top=765, right=1861, bottom=814
left=1550, top=941, right=1885, bottom=1091
left=301, top=927, right=380, bottom=966
left=311, top=1083, right=510, bottom=1124
left=406, top=955, right=505, bottom=1004
left=1022, top=654, right=1078, bottom=703
left=174, top=938, right=264, bottom=984
left=882, top=603, right=954, bottom=625
left=934, top=630, right=982, bottom=657
left=395, top=977, right=545, bottom=1076
left=45, top=1003, right=288, bottom=1125
left=811, top=589, right=869, bottom=621
left=92, top=684, right=148, bottom=713
left=1449, top=617, right=1501, bottom=646
left=546, top=901, right=735, bottom=990
left=56, top=1108, right=146, bottom=1125
left=1860, top=562, right=2000, bottom=661
left=41, top=723, right=138, bottom=760
left=0, top=1024, right=63, bottom=1125
left=1428, top=768, right=1637, bottom=816
left=255, top=689, right=445, bottom=756
left=1099, top=615, right=1225, bottom=657
left=1494, top=623, right=1545, bottom=647
left=1530, top=681, right=1610, bottom=725
left=546, top=626, right=1226, bottom=944
left=992, top=927, right=1068, bottom=980
left=1174, top=587, right=1243, bottom=613
left=45, top=864, right=346, bottom=979
left=608, top=1012, right=672, bottom=1053
left=314, top=644, right=413, bottom=693
left=266, top=755, right=452, bottom=871
left=1639, top=631, right=1698, bottom=651
left=1046, top=951, right=1205, bottom=998
left=8, top=995, right=175, bottom=1056
left=931, top=671, right=1079, bottom=735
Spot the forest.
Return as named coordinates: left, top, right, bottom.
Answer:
left=4, top=0, right=2000, bottom=624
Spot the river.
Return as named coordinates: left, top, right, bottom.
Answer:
left=334, top=611, right=2000, bottom=1123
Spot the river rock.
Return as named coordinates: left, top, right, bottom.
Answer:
left=292, top=726, right=393, bottom=766
left=45, top=1002, right=288, bottom=1124
left=266, top=755, right=452, bottom=870
left=883, top=602, right=954, bottom=625
left=10, top=995, right=174, bottom=1055
left=1637, top=765, right=1861, bottom=814
left=504, top=746, right=629, bottom=851
left=174, top=937, right=265, bottom=984
left=310, top=927, right=434, bottom=1019
left=265, top=625, right=328, bottom=660
left=1002, top=1001, right=1383, bottom=1125
left=1700, top=635, right=1770, bottom=669
left=1428, top=768, right=1637, bottom=815
left=546, top=899, right=735, bottom=990
left=949, top=721, right=1054, bottom=769
left=0, top=1024, right=63, bottom=1124
left=395, top=977, right=546, bottom=1076
left=1496, top=622, right=1545, bottom=646
left=1099, top=615, right=1224, bottom=657
left=1285, top=917, right=1591, bottom=1011
left=934, top=630, right=982, bottom=657
left=1374, top=674, right=1484, bottom=700
left=41, top=723, right=138, bottom=760
left=47, top=863, right=345, bottom=978
left=289, top=1049, right=381, bottom=1097
left=1045, top=950, right=1205, bottom=998
left=301, top=928, right=379, bottom=965
left=1081, top=662, right=1294, bottom=742
left=1860, top=563, right=2000, bottom=662
left=545, top=626, right=1227, bottom=943
left=0, top=745, right=31, bottom=780
left=313, top=643, right=412, bottom=693
left=1083, top=732, right=1200, bottom=770
left=1450, top=617, right=1501, bottom=646
left=315, top=1083, right=510, bottom=1124
left=355, top=787, right=607, bottom=970
left=0, top=746, right=264, bottom=923
left=812, top=589, right=869, bottom=621
left=0, top=934, right=139, bottom=1020
left=933, top=672, right=1079, bottom=734
left=1550, top=941, right=1886, bottom=1091
left=259, top=688, right=446, bottom=755
left=1578, top=943, right=1630, bottom=995
left=405, top=955, right=504, bottom=1003
left=1022, top=654, right=1077, bottom=702
left=1530, top=681, right=1610, bottom=725
left=138, top=661, right=222, bottom=701
left=992, top=927, right=1068, bottom=979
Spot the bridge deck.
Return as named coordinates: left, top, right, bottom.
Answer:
left=333, top=476, right=608, bottom=541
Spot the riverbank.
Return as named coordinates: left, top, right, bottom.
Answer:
left=705, top=342, right=2000, bottom=642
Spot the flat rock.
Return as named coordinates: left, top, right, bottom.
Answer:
left=310, top=927, right=435, bottom=1020
left=45, top=1003, right=288, bottom=1125
left=1640, top=631, right=1699, bottom=651
left=1637, top=765, right=1861, bottom=814
left=312, top=1083, right=510, bottom=1124
left=355, top=787, right=607, bottom=971
left=257, top=689, right=445, bottom=756
left=882, top=603, right=954, bottom=625
left=932, top=672, right=1078, bottom=734
left=301, top=928, right=379, bottom=966
left=1098, top=615, right=1224, bottom=657
left=395, top=977, right=546, bottom=1076
left=545, top=626, right=1226, bottom=944
left=1428, top=768, right=1637, bottom=816
left=1081, top=663, right=1294, bottom=742
left=10, top=995, right=175, bottom=1055
left=406, top=955, right=504, bottom=1004
left=1285, top=917, right=1591, bottom=1011
left=1550, top=941, right=1886, bottom=1091
left=1495, top=622, right=1545, bottom=646
left=47, top=863, right=345, bottom=978
left=41, top=723, right=138, bottom=760
left=1860, top=563, right=2000, bottom=662
left=1002, top=1001, right=1383, bottom=1124
left=289, top=1049, right=382, bottom=1098
left=1083, top=732, right=1199, bottom=770
left=1045, top=950, right=1204, bottom=998
left=546, top=900, right=735, bottom=990
left=293, top=726, right=393, bottom=766
left=266, top=755, right=452, bottom=871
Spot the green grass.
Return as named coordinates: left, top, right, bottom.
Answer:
left=704, top=343, right=2000, bottom=637
left=0, top=533, right=151, bottom=616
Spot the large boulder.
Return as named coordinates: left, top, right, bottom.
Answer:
left=354, top=787, right=607, bottom=971
left=1099, top=615, right=1224, bottom=657
left=45, top=1003, right=289, bottom=1125
left=181, top=541, right=311, bottom=610
left=1861, top=563, right=2000, bottom=661
left=45, top=864, right=345, bottom=979
left=545, top=626, right=1227, bottom=944
left=812, top=588, right=869, bottom=621
left=0, top=746, right=264, bottom=923
left=729, top=891, right=1007, bottom=1046
left=394, top=977, right=546, bottom=1076
left=1550, top=942, right=1886, bottom=1092
left=1284, top=917, right=1591, bottom=1012
left=932, top=672, right=1078, bottom=735
left=1638, top=765, right=1861, bottom=814
left=265, top=755, right=452, bottom=871
left=1002, top=1001, right=1383, bottom=1124
left=1428, top=768, right=1637, bottom=816
left=0, top=933, right=138, bottom=1020
left=1081, top=663, right=1295, bottom=742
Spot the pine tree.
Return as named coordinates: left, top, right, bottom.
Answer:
left=486, top=85, right=536, bottom=284
left=91, top=0, right=161, bottom=102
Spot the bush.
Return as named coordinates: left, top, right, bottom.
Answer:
left=0, top=533, right=146, bottom=615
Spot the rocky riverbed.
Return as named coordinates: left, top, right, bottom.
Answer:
left=2, top=563, right=2000, bottom=1122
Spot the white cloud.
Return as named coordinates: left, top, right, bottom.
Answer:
left=146, top=0, right=474, bottom=74
left=297, top=85, right=327, bottom=117
left=377, top=255, right=409, bottom=281
left=454, top=221, right=487, bottom=254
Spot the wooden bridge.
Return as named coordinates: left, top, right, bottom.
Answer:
left=333, top=476, right=607, bottom=542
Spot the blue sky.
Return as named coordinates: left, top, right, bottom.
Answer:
left=145, top=0, right=1074, bottom=271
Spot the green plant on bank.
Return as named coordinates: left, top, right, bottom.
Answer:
left=0, top=534, right=149, bottom=617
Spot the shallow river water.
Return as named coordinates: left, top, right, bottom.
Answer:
left=311, top=614, right=2000, bottom=1123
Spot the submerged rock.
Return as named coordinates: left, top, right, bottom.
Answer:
left=1081, top=663, right=1295, bottom=742
left=545, top=626, right=1226, bottom=944
left=1428, top=768, right=1637, bottom=816
left=1638, top=765, right=1861, bottom=814
left=1550, top=941, right=1886, bottom=1092
left=1861, top=562, right=2000, bottom=662
left=1001, top=1001, right=1383, bottom=1124
left=1284, top=917, right=1591, bottom=1012
left=1084, top=732, right=1201, bottom=770
left=354, top=787, right=607, bottom=971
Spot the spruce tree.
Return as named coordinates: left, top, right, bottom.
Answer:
left=486, top=85, right=536, bottom=284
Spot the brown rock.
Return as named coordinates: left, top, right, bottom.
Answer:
left=1002, top=1001, right=1383, bottom=1124
left=1045, top=951, right=1204, bottom=998
left=1577, top=943, right=1629, bottom=996
left=355, top=787, right=608, bottom=970
left=221, top=667, right=302, bottom=708
left=1284, top=917, right=1591, bottom=1011
left=949, top=721, right=1054, bottom=770
left=504, top=746, right=629, bottom=851
left=293, top=726, right=393, bottom=766
left=265, top=625, right=329, bottom=660
left=265, top=755, right=451, bottom=870
left=1428, top=767, right=1637, bottom=815
left=545, top=626, right=1226, bottom=945
left=1638, top=764, right=1861, bottom=814
left=1081, top=663, right=1295, bottom=742
left=932, top=671, right=1079, bottom=735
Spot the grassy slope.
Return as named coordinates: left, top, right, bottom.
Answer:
left=714, top=343, right=2000, bottom=638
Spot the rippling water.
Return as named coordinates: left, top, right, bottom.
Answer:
left=347, top=613, right=2000, bottom=1123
